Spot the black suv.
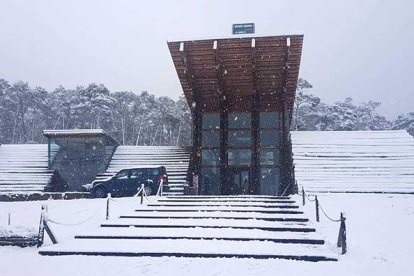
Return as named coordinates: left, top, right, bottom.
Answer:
left=88, top=166, right=168, bottom=198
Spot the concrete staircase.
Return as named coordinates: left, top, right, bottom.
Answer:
left=0, top=144, right=53, bottom=193
left=93, top=146, right=191, bottom=196
left=38, top=196, right=337, bottom=261
left=291, top=130, right=414, bottom=193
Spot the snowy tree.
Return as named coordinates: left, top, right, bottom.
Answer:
left=393, top=112, right=414, bottom=136
left=71, top=84, right=115, bottom=129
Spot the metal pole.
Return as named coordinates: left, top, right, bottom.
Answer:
left=315, top=195, right=319, bottom=222
left=8, top=212, right=11, bottom=226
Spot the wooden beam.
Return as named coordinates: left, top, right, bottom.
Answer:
left=179, top=42, right=197, bottom=106
left=213, top=40, right=225, bottom=96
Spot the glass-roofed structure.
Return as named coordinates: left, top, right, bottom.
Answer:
left=168, top=35, right=303, bottom=196
left=43, top=129, right=119, bottom=191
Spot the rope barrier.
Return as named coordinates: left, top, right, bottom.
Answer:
left=318, top=202, right=341, bottom=222
left=298, top=185, right=347, bottom=254
left=300, top=186, right=336, bottom=220
left=304, top=191, right=317, bottom=202
left=134, top=186, right=144, bottom=197
left=47, top=205, right=104, bottom=226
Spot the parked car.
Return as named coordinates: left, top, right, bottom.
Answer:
left=83, top=166, right=168, bottom=198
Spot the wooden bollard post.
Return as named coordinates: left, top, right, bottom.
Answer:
left=8, top=212, right=11, bottom=226
left=302, top=187, right=305, bottom=206
left=315, top=195, right=320, bottom=222
left=106, top=193, right=110, bottom=220
left=37, top=205, right=46, bottom=247
left=140, top=184, right=144, bottom=205
left=37, top=204, right=57, bottom=246
left=337, top=212, right=347, bottom=254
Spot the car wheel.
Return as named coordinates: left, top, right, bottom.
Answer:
left=94, top=186, right=107, bottom=198
left=144, top=186, right=152, bottom=196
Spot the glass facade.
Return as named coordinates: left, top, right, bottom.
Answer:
left=46, top=133, right=118, bottom=192
left=198, top=111, right=282, bottom=195
left=228, top=149, right=251, bottom=166
left=260, top=112, right=279, bottom=128
left=202, top=130, right=220, bottom=147
left=201, top=113, right=220, bottom=195
left=260, top=129, right=280, bottom=147
left=201, top=149, right=220, bottom=166
left=229, top=113, right=251, bottom=129
left=201, top=167, right=220, bottom=195
left=202, top=113, right=220, bottom=129
left=260, top=168, right=280, bottom=195
left=228, top=130, right=251, bottom=147
left=260, top=149, right=280, bottom=166
left=259, top=112, right=281, bottom=195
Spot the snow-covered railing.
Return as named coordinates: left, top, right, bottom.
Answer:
left=299, top=187, right=347, bottom=255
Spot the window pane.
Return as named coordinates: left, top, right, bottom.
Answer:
left=260, top=168, right=280, bottom=195
left=260, top=129, right=280, bottom=147
left=201, top=167, right=220, bottom=195
left=228, top=130, right=251, bottom=147
left=260, top=149, right=280, bottom=165
left=201, top=149, right=220, bottom=166
left=202, top=113, right=220, bottom=129
left=228, top=112, right=251, bottom=129
left=130, top=169, right=145, bottom=179
left=202, top=130, right=220, bottom=147
left=228, top=149, right=251, bottom=166
left=260, top=112, right=279, bottom=129
left=150, top=168, right=160, bottom=176
left=116, top=170, right=129, bottom=179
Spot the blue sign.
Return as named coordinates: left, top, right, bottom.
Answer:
left=232, top=23, right=255, bottom=35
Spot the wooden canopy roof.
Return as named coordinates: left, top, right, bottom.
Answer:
left=168, top=35, right=303, bottom=113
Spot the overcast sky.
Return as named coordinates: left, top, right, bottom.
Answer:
left=0, top=0, right=412, bottom=119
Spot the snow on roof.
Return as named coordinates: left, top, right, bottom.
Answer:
left=43, top=129, right=106, bottom=136
left=43, top=129, right=119, bottom=145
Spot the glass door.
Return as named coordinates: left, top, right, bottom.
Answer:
left=229, top=168, right=250, bottom=195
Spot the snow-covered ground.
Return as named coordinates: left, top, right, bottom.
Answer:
left=0, top=193, right=412, bottom=276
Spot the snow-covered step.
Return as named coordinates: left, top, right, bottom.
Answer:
left=100, top=219, right=313, bottom=232
left=0, top=144, right=52, bottom=193
left=145, top=202, right=298, bottom=208
left=166, top=195, right=291, bottom=199
left=133, top=207, right=302, bottom=215
left=74, top=227, right=323, bottom=244
left=39, top=239, right=336, bottom=261
left=157, top=197, right=294, bottom=203
left=39, top=196, right=336, bottom=261
left=119, top=210, right=307, bottom=220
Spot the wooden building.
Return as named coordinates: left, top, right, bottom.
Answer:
left=168, top=35, right=303, bottom=195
